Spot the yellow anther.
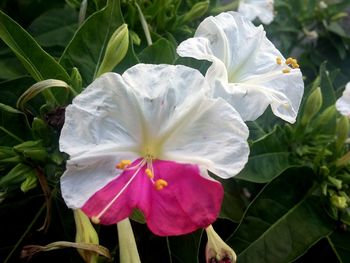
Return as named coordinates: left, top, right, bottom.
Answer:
left=91, top=216, right=100, bottom=224
left=145, top=168, right=154, bottom=179
left=282, top=69, right=291, bottom=74
left=285, top=57, right=293, bottom=65
left=154, top=179, right=168, bottom=191
left=115, top=159, right=132, bottom=170
left=276, top=57, right=282, bottom=65
left=292, top=63, right=300, bottom=69
left=292, top=58, right=298, bottom=65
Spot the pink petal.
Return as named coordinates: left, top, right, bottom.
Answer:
left=82, top=159, right=224, bottom=236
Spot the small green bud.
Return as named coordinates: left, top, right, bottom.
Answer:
left=181, top=1, right=209, bottom=23
left=320, top=165, right=330, bottom=177
left=0, top=163, right=36, bottom=188
left=328, top=176, right=342, bottom=190
left=336, top=116, right=349, bottom=152
left=20, top=172, right=37, bottom=192
left=74, top=209, right=99, bottom=263
left=70, top=67, right=83, bottom=93
left=96, top=24, right=129, bottom=77
left=14, top=140, right=48, bottom=162
left=312, top=106, right=337, bottom=130
left=331, top=195, right=347, bottom=209
left=301, top=87, right=323, bottom=126
left=129, top=30, right=141, bottom=46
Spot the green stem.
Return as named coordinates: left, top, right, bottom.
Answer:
left=135, top=2, right=152, bottom=46
left=0, top=126, right=24, bottom=143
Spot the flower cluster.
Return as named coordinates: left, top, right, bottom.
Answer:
left=59, top=10, right=304, bottom=263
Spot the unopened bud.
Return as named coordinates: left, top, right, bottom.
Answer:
left=331, top=195, right=347, bottom=209
left=70, top=67, right=83, bottom=93
left=301, top=87, right=322, bottom=126
left=74, top=209, right=99, bottom=263
left=96, top=24, right=129, bottom=77
left=20, top=173, right=37, bottom=192
left=336, top=116, right=349, bottom=152
left=328, top=176, right=342, bottom=190
left=313, top=106, right=337, bottom=130
left=205, top=225, right=236, bottom=263
left=181, top=1, right=209, bottom=23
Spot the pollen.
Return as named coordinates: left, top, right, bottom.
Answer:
left=154, top=179, right=168, bottom=191
left=115, top=159, right=131, bottom=169
left=276, top=57, right=282, bottom=65
left=91, top=216, right=100, bottom=224
left=145, top=168, right=154, bottom=179
left=285, top=57, right=293, bottom=65
left=282, top=69, right=291, bottom=74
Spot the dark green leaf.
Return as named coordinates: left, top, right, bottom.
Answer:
left=59, top=0, right=124, bottom=85
left=138, top=38, right=177, bottom=64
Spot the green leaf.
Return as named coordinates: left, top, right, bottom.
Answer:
left=167, top=230, right=202, bottom=263
left=319, top=62, right=336, bottom=111
left=220, top=179, right=246, bottom=222
left=0, top=163, right=36, bottom=188
left=328, top=231, right=350, bottom=263
left=0, top=10, right=71, bottom=83
left=28, top=7, right=78, bottom=48
left=60, top=0, right=124, bottom=85
left=227, top=167, right=333, bottom=263
left=138, top=38, right=177, bottom=64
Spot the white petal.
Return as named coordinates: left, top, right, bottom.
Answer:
left=162, top=97, right=249, bottom=179
left=177, top=11, right=304, bottom=123
left=60, top=72, right=145, bottom=157
left=336, top=82, right=350, bottom=116
left=238, top=0, right=274, bottom=25
left=61, top=152, right=138, bottom=208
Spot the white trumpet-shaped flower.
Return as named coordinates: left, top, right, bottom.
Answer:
left=59, top=64, right=249, bottom=236
left=238, top=0, right=274, bottom=25
left=336, top=82, right=350, bottom=116
left=177, top=12, right=304, bottom=123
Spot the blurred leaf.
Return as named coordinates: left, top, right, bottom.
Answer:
left=138, top=38, right=176, bottom=64
left=220, top=179, right=246, bottom=222
left=319, top=62, right=336, bottom=111
left=60, top=0, right=124, bottom=85
left=328, top=231, right=350, bottom=263
left=167, top=230, right=202, bottom=263
left=228, top=167, right=333, bottom=263
left=0, top=10, right=70, bottom=83
left=28, top=7, right=79, bottom=48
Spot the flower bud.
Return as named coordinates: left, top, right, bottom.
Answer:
left=181, top=1, right=209, bottom=23
left=20, top=172, right=37, bottom=193
left=331, top=195, right=347, bottom=209
left=74, top=209, right=99, bottom=263
left=0, top=163, right=36, bottom=189
left=328, top=176, right=342, bottom=190
left=70, top=67, right=83, bottom=93
left=117, top=218, right=141, bottom=263
left=336, top=116, right=349, bottom=152
left=96, top=24, right=129, bottom=77
left=312, top=106, right=336, bottom=130
left=301, top=87, right=322, bottom=126
left=205, top=225, right=236, bottom=263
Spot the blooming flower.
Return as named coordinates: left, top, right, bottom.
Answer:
left=336, top=82, right=350, bottom=116
left=238, top=0, right=274, bottom=25
left=59, top=64, right=249, bottom=236
left=177, top=12, right=304, bottom=123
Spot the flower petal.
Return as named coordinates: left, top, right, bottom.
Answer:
left=238, top=0, right=274, bottom=25
left=177, top=12, right=304, bottom=123
left=81, top=160, right=224, bottom=236
left=61, top=152, right=138, bottom=208
left=162, top=97, right=249, bottom=179
left=336, top=82, right=350, bottom=116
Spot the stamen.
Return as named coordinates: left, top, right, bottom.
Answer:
left=285, top=57, right=293, bottom=65
left=116, top=159, right=132, bottom=169
left=276, top=57, right=282, bottom=65
left=282, top=68, right=291, bottom=74
left=93, top=159, right=146, bottom=222
left=145, top=168, right=154, bottom=179
left=154, top=179, right=168, bottom=191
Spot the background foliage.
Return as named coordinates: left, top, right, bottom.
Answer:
left=1, top=0, right=350, bottom=262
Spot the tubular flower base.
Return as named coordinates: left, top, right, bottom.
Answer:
left=177, top=12, right=304, bottom=123
left=205, top=225, right=236, bottom=263
left=59, top=64, right=249, bottom=236
left=117, top=218, right=141, bottom=263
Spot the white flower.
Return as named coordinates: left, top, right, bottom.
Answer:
left=59, top=64, right=249, bottom=236
left=238, top=0, right=274, bottom=25
left=177, top=12, right=304, bottom=123
left=336, top=82, right=350, bottom=116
